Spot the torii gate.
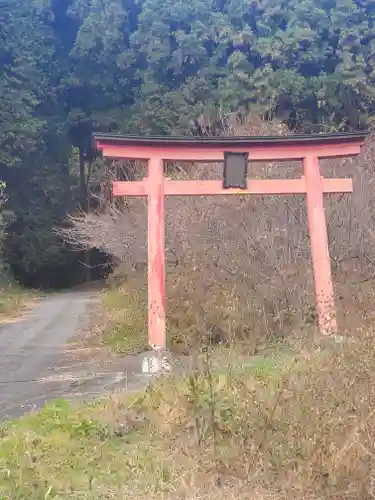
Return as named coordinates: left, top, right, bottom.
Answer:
left=93, top=132, right=367, bottom=348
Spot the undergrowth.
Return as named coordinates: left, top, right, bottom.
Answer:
left=100, top=274, right=148, bottom=354
left=0, top=282, right=38, bottom=320
left=1, top=334, right=375, bottom=499
left=99, top=266, right=298, bottom=356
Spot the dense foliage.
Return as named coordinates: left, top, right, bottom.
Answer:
left=1, top=0, right=375, bottom=287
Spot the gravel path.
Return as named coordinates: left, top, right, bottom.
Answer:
left=0, top=291, right=147, bottom=419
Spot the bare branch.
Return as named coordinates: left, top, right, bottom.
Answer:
left=54, top=116, right=375, bottom=336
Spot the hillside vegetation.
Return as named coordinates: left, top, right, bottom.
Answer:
left=1, top=0, right=375, bottom=286
left=2, top=2, right=375, bottom=498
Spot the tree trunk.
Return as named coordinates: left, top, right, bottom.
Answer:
left=79, top=148, right=91, bottom=282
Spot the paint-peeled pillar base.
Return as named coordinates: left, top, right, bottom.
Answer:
left=315, top=292, right=338, bottom=336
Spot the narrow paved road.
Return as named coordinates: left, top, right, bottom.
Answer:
left=0, top=290, right=146, bottom=420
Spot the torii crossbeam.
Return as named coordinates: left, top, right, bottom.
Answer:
left=93, top=132, right=367, bottom=347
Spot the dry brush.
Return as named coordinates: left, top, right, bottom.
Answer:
left=56, top=117, right=375, bottom=350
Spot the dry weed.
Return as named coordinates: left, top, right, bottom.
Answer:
left=134, top=333, right=375, bottom=499
left=2, top=335, right=375, bottom=499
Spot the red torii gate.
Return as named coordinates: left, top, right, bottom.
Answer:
left=93, top=132, right=367, bottom=348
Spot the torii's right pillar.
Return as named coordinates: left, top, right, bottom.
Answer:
left=304, top=155, right=337, bottom=335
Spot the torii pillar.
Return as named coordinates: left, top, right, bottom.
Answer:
left=93, top=132, right=367, bottom=348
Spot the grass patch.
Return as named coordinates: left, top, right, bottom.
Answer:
left=101, top=276, right=147, bottom=354
left=0, top=283, right=40, bottom=320
left=99, top=266, right=285, bottom=356
left=1, top=337, right=375, bottom=499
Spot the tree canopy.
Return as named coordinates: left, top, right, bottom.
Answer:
left=0, top=0, right=374, bottom=286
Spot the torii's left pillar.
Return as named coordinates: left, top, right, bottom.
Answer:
left=147, top=157, right=166, bottom=349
